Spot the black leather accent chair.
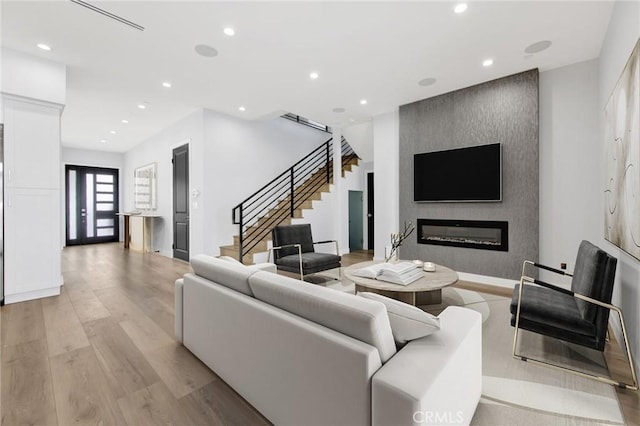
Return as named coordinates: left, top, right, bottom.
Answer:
left=269, top=224, right=341, bottom=281
left=510, top=240, right=637, bottom=390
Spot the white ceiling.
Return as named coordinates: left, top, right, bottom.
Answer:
left=1, top=1, right=614, bottom=153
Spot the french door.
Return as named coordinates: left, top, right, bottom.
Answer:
left=66, top=165, right=119, bottom=246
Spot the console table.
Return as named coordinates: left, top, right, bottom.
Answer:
left=343, top=261, right=458, bottom=306
left=117, top=213, right=160, bottom=253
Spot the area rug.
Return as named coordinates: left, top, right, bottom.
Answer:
left=427, top=287, right=626, bottom=426
left=312, top=276, right=626, bottom=424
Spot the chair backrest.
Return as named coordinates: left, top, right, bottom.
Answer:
left=571, top=241, right=617, bottom=332
left=272, top=224, right=315, bottom=259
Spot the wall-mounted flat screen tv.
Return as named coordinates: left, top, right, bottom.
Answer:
left=414, top=143, right=502, bottom=202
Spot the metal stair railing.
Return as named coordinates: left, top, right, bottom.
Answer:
left=232, top=137, right=360, bottom=263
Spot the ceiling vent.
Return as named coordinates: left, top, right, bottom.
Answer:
left=70, top=0, right=144, bottom=31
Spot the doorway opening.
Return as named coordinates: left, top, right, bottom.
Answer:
left=65, top=165, right=119, bottom=246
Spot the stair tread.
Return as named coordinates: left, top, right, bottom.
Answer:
left=221, top=147, right=358, bottom=261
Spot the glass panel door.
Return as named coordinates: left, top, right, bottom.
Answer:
left=66, top=165, right=119, bottom=245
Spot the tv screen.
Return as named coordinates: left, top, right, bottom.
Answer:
left=414, top=143, right=502, bottom=202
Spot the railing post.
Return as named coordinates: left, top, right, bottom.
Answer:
left=238, top=204, right=244, bottom=263
left=290, top=167, right=295, bottom=218
left=326, top=142, right=330, bottom=183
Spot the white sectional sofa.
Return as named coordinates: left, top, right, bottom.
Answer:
left=175, top=255, right=482, bottom=426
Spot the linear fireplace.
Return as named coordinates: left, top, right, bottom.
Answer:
left=417, top=219, right=508, bottom=252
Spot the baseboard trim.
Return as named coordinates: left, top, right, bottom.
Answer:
left=4, top=286, right=61, bottom=304
left=457, top=272, right=518, bottom=289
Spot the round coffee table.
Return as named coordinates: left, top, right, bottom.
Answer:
left=343, top=260, right=458, bottom=306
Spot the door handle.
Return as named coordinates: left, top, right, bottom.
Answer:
left=367, top=214, right=373, bottom=217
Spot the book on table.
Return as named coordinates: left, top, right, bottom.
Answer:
left=351, top=262, right=423, bottom=285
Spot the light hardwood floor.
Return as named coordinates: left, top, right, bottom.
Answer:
left=1, top=243, right=269, bottom=426
left=1, top=244, right=638, bottom=425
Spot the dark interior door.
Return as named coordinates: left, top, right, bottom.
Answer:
left=367, top=172, right=374, bottom=250
left=66, top=165, right=119, bottom=246
left=348, top=190, right=364, bottom=251
left=173, top=144, right=189, bottom=261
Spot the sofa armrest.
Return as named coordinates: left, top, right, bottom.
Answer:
left=372, top=306, right=482, bottom=426
left=175, top=278, right=184, bottom=343
left=249, top=262, right=277, bottom=274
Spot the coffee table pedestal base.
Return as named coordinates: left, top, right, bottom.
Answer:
left=355, top=285, right=442, bottom=306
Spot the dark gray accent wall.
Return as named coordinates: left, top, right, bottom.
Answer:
left=399, top=70, right=539, bottom=279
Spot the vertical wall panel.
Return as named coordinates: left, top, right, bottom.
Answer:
left=398, top=70, right=539, bottom=279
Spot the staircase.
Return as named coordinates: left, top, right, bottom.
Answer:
left=220, top=137, right=358, bottom=264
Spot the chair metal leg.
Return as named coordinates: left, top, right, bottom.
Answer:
left=298, top=245, right=304, bottom=281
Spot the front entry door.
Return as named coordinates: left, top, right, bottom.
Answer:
left=65, top=165, right=119, bottom=245
left=173, top=144, right=190, bottom=261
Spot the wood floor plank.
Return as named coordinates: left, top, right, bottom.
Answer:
left=117, top=381, right=197, bottom=426
left=95, top=287, right=174, bottom=353
left=41, top=293, right=91, bottom=357
left=144, top=342, right=217, bottom=399
left=179, top=380, right=270, bottom=426
left=119, top=317, right=175, bottom=356
left=1, top=299, right=46, bottom=347
left=49, top=346, right=126, bottom=425
left=1, top=339, right=58, bottom=426
left=69, top=291, right=112, bottom=323
left=135, top=296, right=176, bottom=338
left=83, top=317, right=161, bottom=395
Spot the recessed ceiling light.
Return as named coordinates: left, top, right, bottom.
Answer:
left=121, top=119, right=129, bottom=124
left=418, top=78, right=437, bottom=86
left=309, top=72, right=319, bottom=80
left=224, top=27, right=235, bottom=36
left=100, top=139, right=107, bottom=143
left=137, top=104, right=147, bottom=109
left=454, top=3, right=468, bottom=14
left=524, top=40, right=552, bottom=54
left=238, top=106, right=246, bottom=111
left=360, top=99, right=367, bottom=105
left=37, top=43, right=52, bottom=51
left=482, top=59, right=494, bottom=67
left=332, top=107, right=346, bottom=113
left=110, top=130, right=116, bottom=134
left=195, top=44, right=218, bottom=58
left=162, top=81, right=172, bottom=88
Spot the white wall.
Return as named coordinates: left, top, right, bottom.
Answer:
left=202, top=110, right=331, bottom=256
left=539, top=59, right=600, bottom=276
left=286, top=162, right=366, bottom=256
left=373, top=110, right=400, bottom=260
left=61, top=147, right=125, bottom=242
left=1, top=48, right=66, bottom=105
left=343, top=121, right=374, bottom=162
left=598, top=0, right=640, bottom=374
left=123, top=109, right=330, bottom=259
left=124, top=109, right=205, bottom=257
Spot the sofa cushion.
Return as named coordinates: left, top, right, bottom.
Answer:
left=358, top=292, right=440, bottom=345
left=190, top=254, right=255, bottom=296
left=510, top=284, right=595, bottom=336
left=276, top=253, right=341, bottom=270
left=248, top=271, right=397, bottom=363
